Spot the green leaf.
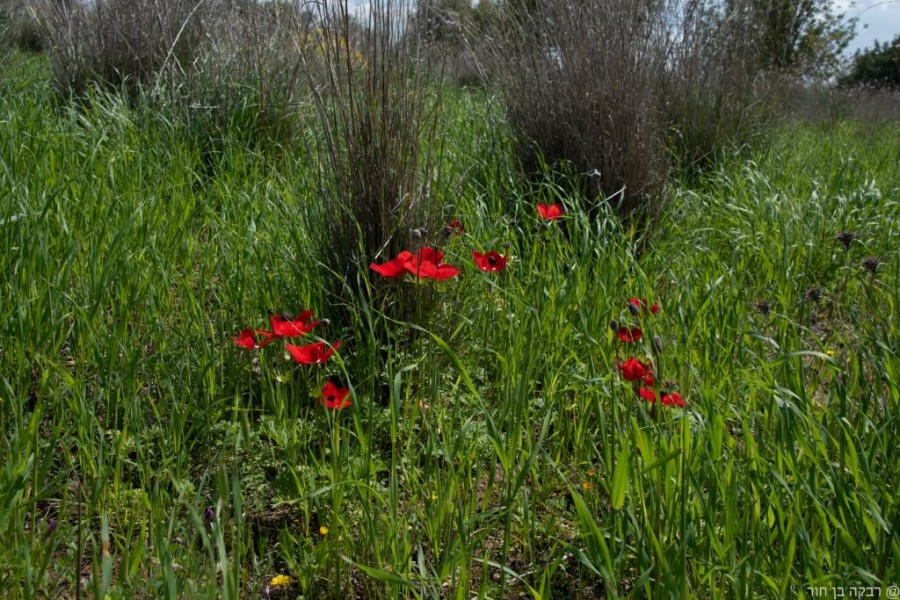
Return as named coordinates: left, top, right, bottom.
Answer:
left=611, top=445, right=630, bottom=510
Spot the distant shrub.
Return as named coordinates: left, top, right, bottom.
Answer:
left=10, top=15, right=45, bottom=52
left=490, top=2, right=674, bottom=218
left=2, top=0, right=44, bottom=53
left=660, top=3, right=777, bottom=170
left=36, top=0, right=312, bottom=155
left=787, top=83, right=900, bottom=123
left=488, top=0, right=779, bottom=218
left=37, top=0, right=204, bottom=97
left=840, top=35, right=900, bottom=91
left=412, top=0, right=495, bottom=87
left=165, top=1, right=311, bottom=158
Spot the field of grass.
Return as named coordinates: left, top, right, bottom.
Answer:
left=1, top=51, right=899, bottom=599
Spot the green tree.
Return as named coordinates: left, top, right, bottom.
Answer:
left=839, top=34, right=900, bottom=89
left=728, top=0, right=856, bottom=77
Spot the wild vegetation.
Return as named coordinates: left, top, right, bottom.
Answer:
left=0, top=0, right=898, bottom=598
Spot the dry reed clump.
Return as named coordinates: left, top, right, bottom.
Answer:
left=489, top=0, right=774, bottom=219
left=167, top=2, right=312, bottom=154
left=301, top=0, right=444, bottom=309
left=659, top=2, right=774, bottom=170
left=36, top=0, right=205, bottom=98
left=2, top=0, right=45, bottom=53
left=36, top=0, right=314, bottom=154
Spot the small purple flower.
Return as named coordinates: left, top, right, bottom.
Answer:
left=47, top=518, right=57, bottom=534
left=204, top=507, right=215, bottom=523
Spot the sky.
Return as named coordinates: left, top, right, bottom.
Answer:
left=839, top=0, right=900, bottom=54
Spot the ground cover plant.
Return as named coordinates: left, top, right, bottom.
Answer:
left=1, top=23, right=899, bottom=600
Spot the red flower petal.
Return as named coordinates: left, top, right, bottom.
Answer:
left=617, top=357, right=649, bottom=381
left=472, top=250, right=508, bottom=272
left=232, top=328, right=274, bottom=350
left=370, top=251, right=414, bottom=278
left=322, top=380, right=351, bottom=410
left=537, top=203, right=564, bottom=220
left=639, top=387, right=657, bottom=402
left=418, top=247, right=444, bottom=264
left=430, top=263, right=461, bottom=280
left=269, top=311, right=320, bottom=338
left=616, top=326, right=643, bottom=343
left=286, top=340, right=341, bottom=365
left=448, top=219, right=465, bottom=235
left=404, top=255, right=437, bottom=278
left=627, top=298, right=661, bottom=316
left=403, top=248, right=459, bottom=280
left=661, top=392, right=684, bottom=407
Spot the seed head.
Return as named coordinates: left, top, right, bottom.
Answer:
left=836, top=230, right=858, bottom=249
left=609, top=319, right=619, bottom=332
left=804, top=287, right=823, bottom=303
left=652, top=335, right=664, bottom=353
left=754, top=300, right=773, bottom=315
left=862, top=256, right=882, bottom=275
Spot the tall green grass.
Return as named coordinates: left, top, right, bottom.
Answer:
left=1, top=52, right=898, bottom=598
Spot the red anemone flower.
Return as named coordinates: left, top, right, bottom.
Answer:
left=446, top=219, right=465, bottom=236
left=661, top=392, right=685, bottom=407
left=618, top=357, right=650, bottom=382
left=639, top=387, right=657, bottom=403
left=370, top=250, right=414, bottom=278
left=537, top=203, right=564, bottom=220
left=269, top=311, right=320, bottom=338
left=415, top=247, right=443, bottom=264
left=627, top=297, right=661, bottom=315
left=642, top=371, right=655, bottom=387
left=404, top=248, right=460, bottom=280
left=322, top=380, right=351, bottom=410
left=616, top=326, right=643, bottom=343
left=472, top=250, right=508, bottom=272
left=286, top=340, right=341, bottom=365
left=232, top=328, right=274, bottom=350
left=408, top=261, right=461, bottom=280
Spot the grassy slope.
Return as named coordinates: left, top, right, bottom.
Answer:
left=1, top=52, right=898, bottom=598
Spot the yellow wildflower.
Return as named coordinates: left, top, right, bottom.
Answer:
left=270, top=574, right=293, bottom=587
